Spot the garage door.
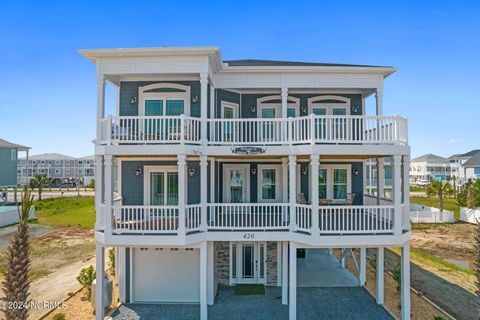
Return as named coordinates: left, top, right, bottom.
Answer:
left=132, top=248, right=200, bottom=303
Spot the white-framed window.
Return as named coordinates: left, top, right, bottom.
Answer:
left=55, top=169, right=60, bottom=174
left=11, top=149, right=16, bottom=161
left=78, top=160, right=83, bottom=165
left=66, top=169, right=70, bottom=174
left=65, top=160, right=69, bottom=165
left=55, top=160, right=61, bottom=165
left=257, top=95, right=300, bottom=118
left=221, top=101, right=239, bottom=119
left=79, top=169, right=84, bottom=174
left=144, top=166, right=179, bottom=206
left=308, top=95, right=351, bottom=115
left=257, top=164, right=282, bottom=202
left=139, top=83, right=191, bottom=117
left=315, top=165, right=352, bottom=200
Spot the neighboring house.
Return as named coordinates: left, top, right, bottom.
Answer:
left=462, top=152, right=480, bottom=180
left=0, top=138, right=30, bottom=202
left=448, top=149, right=480, bottom=183
left=17, top=153, right=95, bottom=186
left=409, top=154, right=450, bottom=182
left=81, top=47, right=411, bottom=320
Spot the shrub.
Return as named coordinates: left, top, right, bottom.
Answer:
left=76, top=265, right=96, bottom=298
left=434, top=317, right=445, bottom=320
left=52, top=313, right=66, bottom=320
left=393, top=263, right=401, bottom=292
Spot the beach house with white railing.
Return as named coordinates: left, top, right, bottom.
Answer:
left=80, top=47, right=411, bottom=320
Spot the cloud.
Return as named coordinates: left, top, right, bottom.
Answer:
left=449, top=138, right=463, bottom=143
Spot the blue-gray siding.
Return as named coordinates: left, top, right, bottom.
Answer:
left=0, top=149, right=17, bottom=186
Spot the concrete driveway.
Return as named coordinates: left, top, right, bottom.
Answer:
left=111, top=286, right=392, bottom=320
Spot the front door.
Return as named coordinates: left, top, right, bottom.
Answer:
left=231, top=242, right=266, bottom=284
left=223, top=164, right=250, bottom=203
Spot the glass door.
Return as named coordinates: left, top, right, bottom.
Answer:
left=232, top=242, right=266, bottom=284
left=223, top=164, right=250, bottom=203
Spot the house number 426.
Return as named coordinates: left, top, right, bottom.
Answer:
left=243, top=233, right=255, bottom=239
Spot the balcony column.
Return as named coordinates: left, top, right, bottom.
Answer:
left=207, top=241, right=214, bottom=305
left=177, top=154, right=187, bottom=237
left=200, top=73, right=209, bottom=145
left=104, top=155, right=113, bottom=233
left=403, top=155, right=411, bottom=231
left=375, top=87, right=383, bottom=116
left=281, top=87, right=288, bottom=118
left=95, top=242, right=105, bottom=320
left=289, top=241, right=297, bottom=320
left=393, top=155, right=402, bottom=235
left=200, top=242, right=207, bottom=320
left=210, top=157, right=215, bottom=204
left=376, top=247, right=385, bottom=305
left=376, top=157, right=385, bottom=202
left=310, top=154, right=320, bottom=235
left=359, top=248, right=366, bottom=286
left=200, top=155, right=208, bottom=231
left=288, top=155, right=297, bottom=231
left=282, top=241, right=288, bottom=305
left=96, top=74, right=105, bottom=145
left=282, top=158, right=288, bottom=203
left=401, top=243, right=411, bottom=320
left=94, top=155, right=103, bottom=231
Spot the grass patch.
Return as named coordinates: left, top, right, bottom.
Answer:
left=234, top=284, right=265, bottom=295
left=35, top=197, right=95, bottom=229
left=410, top=196, right=460, bottom=221
left=410, top=186, right=426, bottom=192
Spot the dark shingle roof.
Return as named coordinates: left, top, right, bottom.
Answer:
left=411, top=154, right=447, bottom=162
left=449, top=149, right=480, bottom=159
left=463, top=152, right=480, bottom=167
left=223, top=59, right=392, bottom=68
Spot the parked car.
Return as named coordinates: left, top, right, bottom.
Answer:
left=416, top=179, right=429, bottom=187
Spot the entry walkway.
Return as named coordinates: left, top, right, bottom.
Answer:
left=297, top=249, right=358, bottom=287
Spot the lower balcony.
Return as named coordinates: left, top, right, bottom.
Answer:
left=108, top=203, right=404, bottom=236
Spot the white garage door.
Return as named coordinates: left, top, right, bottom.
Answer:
left=132, top=248, right=200, bottom=303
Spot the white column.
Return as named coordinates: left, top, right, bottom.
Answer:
left=210, top=82, right=215, bottom=119
left=177, top=155, right=187, bottom=237
left=96, top=75, right=105, bottom=144
left=401, top=244, right=411, bottom=320
left=104, top=155, right=113, bottom=233
left=403, top=155, right=411, bottom=231
left=210, top=158, right=215, bottom=204
left=310, top=155, right=320, bottom=235
left=94, top=156, right=103, bottom=231
left=95, top=242, right=105, bottom=320
left=200, top=73, right=209, bottom=145
left=200, top=242, right=208, bottom=320
left=289, top=241, right=297, bottom=320
left=282, top=241, right=288, bottom=305
left=288, top=155, right=297, bottom=231
left=282, top=157, right=288, bottom=203
left=207, top=241, right=214, bottom=305
left=376, top=247, right=384, bottom=305
left=375, top=87, right=383, bottom=116
left=277, top=242, right=282, bottom=286
left=393, top=155, right=402, bottom=235
left=359, top=248, right=366, bottom=286
left=377, top=158, right=385, bottom=202
left=281, top=87, right=288, bottom=119
left=200, top=155, right=208, bottom=231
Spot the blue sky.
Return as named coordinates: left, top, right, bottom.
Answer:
left=0, top=0, right=479, bottom=158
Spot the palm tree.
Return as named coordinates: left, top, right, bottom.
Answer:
left=1, top=190, right=34, bottom=320
left=29, top=174, right=50, bottom=201
left=426, top=180, right=453, bottom=212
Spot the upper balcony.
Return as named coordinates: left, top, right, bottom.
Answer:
left=98, top=114, right=408, bottom=147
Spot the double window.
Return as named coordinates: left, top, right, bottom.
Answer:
left=144, top=166, right=179, bottom=206
left=317, top=165, right=351, bottom=200
left=258, top=165, right=282, bottom=202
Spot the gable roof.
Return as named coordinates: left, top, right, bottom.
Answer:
left=449, top=149, right=480, bottom=159
left=21, top=153, right=76, bottom=161
left=0, top=138, right=29, bottom=151
left=223, top=59, right=392, bottom=68
left=411, top=154, right=447, bottom=162
left=463, top=152, right=480, bottom=167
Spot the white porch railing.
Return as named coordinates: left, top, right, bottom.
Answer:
left=295, top=204, right=312, bottom=233
left=186, top=205, right=202, bottom=233
left=207, top=203, right=290, bottom=230
left=100, top=115, right=407, bottom=146
left=112, top=205, right=179, bottom=234
left=103, top=115, right=201, bottom=145
left=318, top=205, right=395, bottom=234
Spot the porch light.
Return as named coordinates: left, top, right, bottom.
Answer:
left=301, top=166, right=308, bottom=175
left=250, top=168, right=256, bottom=175
left=250, top=106, right=256, bottom=113
left=301, top=106, right=307, bottom=113
left=130, top=96, right=137, bottom=104
left=351, top=105, right=358, bottom=113
left=188, top=167, right=195, bottom=176
left=135, top=168, right=142, bottom=176
left=353, top=169, right=359, bottom=176
left=192, top=95, right=199, bottom=103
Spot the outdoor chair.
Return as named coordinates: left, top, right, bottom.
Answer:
left=297, top=193, right=310, bottom=205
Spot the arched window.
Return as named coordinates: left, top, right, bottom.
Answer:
left=257, top=95, right=300, bottom=118
left=307, top=95, right=351, bottom=115
left=139, top=83, right=191, bottom=116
